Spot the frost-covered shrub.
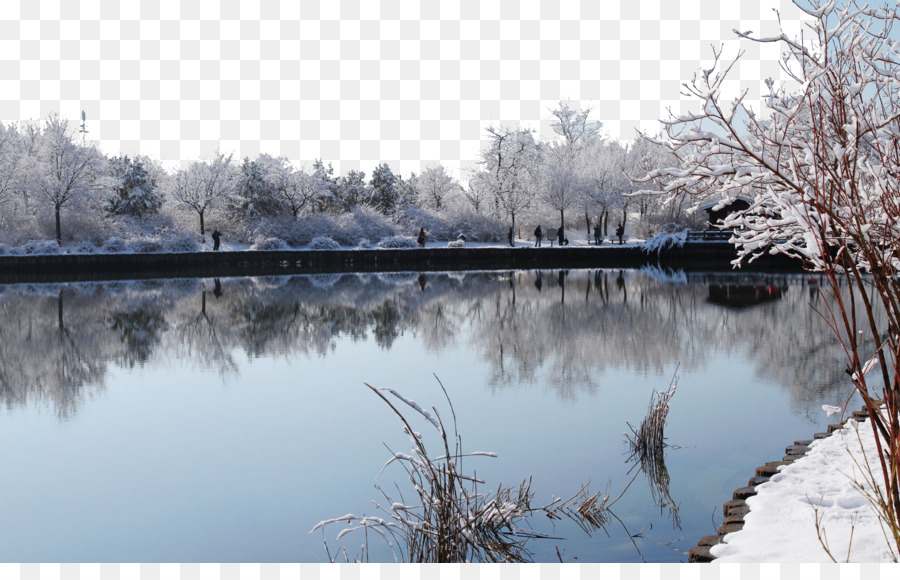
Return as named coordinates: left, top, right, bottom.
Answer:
left=395, top=206, right=453, bottom=241
left=641, top=229, right=688, bottom=256
left=269, top=214, right=339, bottom=246
left=0, top=243, right=8, bottom=255
left=102, top=237, right=129, bottom=253
left=250, top=236, right=289, bottom=251
left=357, top=238, right=372, bottom=249
left=335, top=207, right=396, bottom=245
left=130, top=237, right=164, bottom=253
left=447, top=239, right=465, bottom=248
left=308, top=235, right=341, bottom=250
left=377, top=236, right=418, bottom=249
left=166, top=234, right=201, bottom=253
left=19, top=240, right=60, bottom=255
left=74, top=240, right=97, bottom=254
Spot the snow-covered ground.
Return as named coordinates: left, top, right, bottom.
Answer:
left=711, top=413, right=896, bottom=563
left=1, top=235, right=644, bottom=256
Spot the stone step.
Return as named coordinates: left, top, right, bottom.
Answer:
left=723, top=513, right=746, bottom=525
left=698, top=534, right=725, bottom=547
left=785, top=444, right=810, bottom=455
left=755, top=461, right=788, bottom=478
left=718, top=522, right=744, bottom=535
left=688, top=545, right=715, bottom=563
left=748, top=475, right=770, bottom=487
left=723, top=499, right=747, bottom=517
left=794, top=439, right=812, bottom=446
left=733, top=486, right=758, bottom=500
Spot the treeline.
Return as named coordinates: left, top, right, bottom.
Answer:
left=0, top=104, right=697, bottom=253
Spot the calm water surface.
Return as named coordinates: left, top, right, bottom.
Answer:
left=0, top=269, right=856, bottom=562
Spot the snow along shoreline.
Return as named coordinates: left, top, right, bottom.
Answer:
left=693, top=408, right=896, bottom=563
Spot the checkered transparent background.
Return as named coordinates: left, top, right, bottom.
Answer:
left=0, top=0, right=807, bottom=181
left=3, top=562, right=898, bottom=579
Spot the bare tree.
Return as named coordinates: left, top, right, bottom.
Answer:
left=480, top=126, right=541, bottom=235
left=549, top=101, right=603, bottom=148
left=25, top=114, right=109, bottom=245
left=167, top=153, right=237, bottom=237
left=635, top=0, right=900, bottom=551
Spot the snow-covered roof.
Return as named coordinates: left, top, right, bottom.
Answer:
left=698, top=195, right=753, bottom=212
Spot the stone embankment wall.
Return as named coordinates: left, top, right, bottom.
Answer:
left=0, top=242, right=801, bottom=283
left=688, top=407, right=872, bottom=563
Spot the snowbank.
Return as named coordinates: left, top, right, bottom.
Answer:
left=711, top=415, right=895, bottom=563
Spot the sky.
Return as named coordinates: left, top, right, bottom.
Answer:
left=0, top=0, right=811, bottom=183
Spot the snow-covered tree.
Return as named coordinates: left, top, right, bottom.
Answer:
left=25, top=114, right=109, bottom=245
left=167, top=153, right=237, bottom=237
left=369, top=162, right=399, bottom=214
left=549, top=102, right=603, bottom=148
left=479, top=126, right=541, bottom=235
left=332, top=169, right=371, bottom=214
left=634, top=0, right=900, bottom=549
left=583, top=140, right=629, bottom=236
left=539, top=143, right=586, bottom=230
left=229, top=156, right=281, bottom=219
left=105, top=155, right=163, bottom=218
left=416, top=164, right=460, bottom=211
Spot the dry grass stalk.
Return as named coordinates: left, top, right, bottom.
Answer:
left=311, top=378, right=544, bottom=563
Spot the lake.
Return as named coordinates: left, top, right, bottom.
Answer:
left=0, top=268, right=858, bottom=562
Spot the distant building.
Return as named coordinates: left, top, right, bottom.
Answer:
left=698, top=196, right=752, bottom=230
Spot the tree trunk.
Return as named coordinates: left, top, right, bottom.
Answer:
left=55, top=205, right=62, bottom=246
left=199, top=210, right=206, bottom=236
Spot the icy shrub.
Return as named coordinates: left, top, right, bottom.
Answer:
left=19, top=240, right=60, bottom=255
left=166, top=234, right=201, bottom=253
left=308, top=235, right=341, bottom=250
left=356, top=238, right=372, bottom=249
left=0, top=243, right=8, bottom=255
left=447, top=239, right=465, bottom=248
left=250, top=236, right=289, bottom=251
left=102, top=237, right=129, bottom=253
left=376, top=236, right=418, bottom=249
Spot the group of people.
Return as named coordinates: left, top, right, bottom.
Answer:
left=533, top=225, right=568, bottom=247
left=533, top=223, right=626, bottom=247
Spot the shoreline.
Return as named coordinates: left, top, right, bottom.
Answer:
left=0, top=242, right=802, bottom=283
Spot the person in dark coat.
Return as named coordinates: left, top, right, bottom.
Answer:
left=558, top=225, right=568, bottom=246
left=212, top=229, right=221, bottom=251
left=615, top=223, right=625, bottom=245
left=594, top=224, right=602, bottom=245
left=417, top=228, right=426, bottom=247
left=534, top=225, right=543, bottom=247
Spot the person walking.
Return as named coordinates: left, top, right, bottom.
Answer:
left=212, top=229, right=221, bottom=251
left=594, top=224, right=602, bottom=245
left=558, top=225, right=568, bottom=246
left=616, top=222, right=625, bottom=245
left=417, top=227, right=426, bottom=247
left=534, top=225, right=543, bottom=247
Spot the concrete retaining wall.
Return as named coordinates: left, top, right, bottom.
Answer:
left=0, top=242, right=801, bottom=283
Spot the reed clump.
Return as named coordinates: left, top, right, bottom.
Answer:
left=311, top=379, right=544, bottom=563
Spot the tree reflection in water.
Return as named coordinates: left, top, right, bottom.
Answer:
left=0, top=270, right=867, bottom=418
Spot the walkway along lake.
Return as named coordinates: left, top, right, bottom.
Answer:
left=0, top=268, right=851, bottom=562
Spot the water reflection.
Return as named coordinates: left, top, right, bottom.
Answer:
left=0, top=270, right=861, bottom=418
